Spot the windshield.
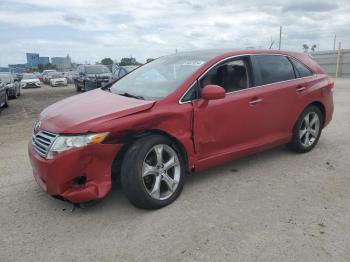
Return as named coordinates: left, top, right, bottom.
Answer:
left=51, top=74, right=64, bottom=78
left=22, top=74, right=38, bottom=80
left=109, top=55, right=206, bottom=100
left=0, top=74, right=11, bottom=83
left=86, top=66, right=110, bottom=74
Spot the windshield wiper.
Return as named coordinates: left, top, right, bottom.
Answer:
left=117, top=92, right=145, bottom=100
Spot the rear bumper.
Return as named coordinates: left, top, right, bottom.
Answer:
left=28, top=141, right=122, bottom=203
left=323, top=89, right=334, bottom=127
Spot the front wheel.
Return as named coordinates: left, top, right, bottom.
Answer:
left=3, top=92, right=8, bottom=108
left=287, top=105, right=323, bottom=153
left=121, top=135, right=186, bottom=209
left=75, top=83, right=81, bottom=92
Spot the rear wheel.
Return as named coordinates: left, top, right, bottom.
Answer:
left=121, top=135, right=186, bottom=209
left=287, top=106, right=323, bottom=153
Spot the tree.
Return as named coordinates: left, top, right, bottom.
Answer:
left=37, top=63, right=56, bottom=72
left=311, top=44, right=317, bottom=52
left=119, top=57, right=139, bottom=66
left=302, top=44, right=309, bottom=53
left=101, top=58, right=113, bottom=66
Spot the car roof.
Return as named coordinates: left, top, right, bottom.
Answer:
left=172, top=49, right=305, bottom=60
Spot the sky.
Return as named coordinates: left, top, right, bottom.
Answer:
left=0, top=0, right=349, bottom=66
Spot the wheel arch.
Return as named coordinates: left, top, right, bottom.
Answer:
left=306, top=101, right=326, bottom=125
left=110, top=129, right=189, bottom=183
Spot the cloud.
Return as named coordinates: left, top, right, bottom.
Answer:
left=0, top=0, right=349, bottom=66
left=142, top=35, right=167, bottom=45
left=63, top=14, right=86, bottom=25
left=282, top=2, right=338, bottom=13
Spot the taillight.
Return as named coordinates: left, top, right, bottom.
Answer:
left=329, top=80, right=335, bottom=89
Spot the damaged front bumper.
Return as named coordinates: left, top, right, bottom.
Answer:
left=28, top=141, right=122, bottom=203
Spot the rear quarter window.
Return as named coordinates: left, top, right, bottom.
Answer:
left=290, top=58, right=313, bottom=78
left=253, top=55, right=295, bottom=85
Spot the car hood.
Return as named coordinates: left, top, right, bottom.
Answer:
left=21, top=79, right=40, bottom=83
left=39, top=89, right=155, bottom=134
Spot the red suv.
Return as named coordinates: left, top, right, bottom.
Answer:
left=28, top=50, right=334, bottom=209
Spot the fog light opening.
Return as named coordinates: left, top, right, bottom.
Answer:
left=72, top=176, right=87, bottom=186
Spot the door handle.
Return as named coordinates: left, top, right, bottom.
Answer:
left=249, top=98, right=263, bottom=105
left=296, top=86, right=306, bottom=93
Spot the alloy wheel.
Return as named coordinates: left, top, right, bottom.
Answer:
left=299, top=112, right=320, bottom=147
left=142, top=144, right=181, bottom=200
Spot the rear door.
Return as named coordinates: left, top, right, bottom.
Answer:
left=250, top=54, right=302, bottom=141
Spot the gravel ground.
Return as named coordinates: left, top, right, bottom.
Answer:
left=0, top=81, right=349, bottom=262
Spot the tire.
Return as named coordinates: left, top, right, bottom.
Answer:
left=75, top=82, right=81, bottom=92
left=287, top=105, right=323, bottom=153
left=121, top=135, right=186, bottom=209
left=17, top=86, right=21, bottom=96
left=10, top=89, right=17, bottom=99
left=3, top=92, right=8, bottom=108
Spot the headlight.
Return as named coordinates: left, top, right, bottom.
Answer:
left=46, top=132, right=109, bottom=159
left=87, top=76, right=96, bottom=80
left=21, top=83, right=26, bottom=87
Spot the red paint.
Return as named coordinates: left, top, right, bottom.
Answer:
left=28, top=50, right=334, bottom=203
left=201, top=85, right=226, bottom=100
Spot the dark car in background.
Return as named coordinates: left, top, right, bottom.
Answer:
left=74, top=65, right=111, bottom=92
left=112, top=65, right=139, bottom=80
left=21, top=73, right=41, bottom=88
left=0, top=81, right=9, bottom=108
left=0, top=73, right=20, bottom=99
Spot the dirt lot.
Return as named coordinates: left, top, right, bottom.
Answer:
left=0, top=81, right=349, bottom=262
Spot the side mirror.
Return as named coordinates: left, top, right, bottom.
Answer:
left=201, top=85, right=226, bottom=100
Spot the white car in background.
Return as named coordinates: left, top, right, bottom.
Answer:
left=42, top=70, right=57, bottom=84
left=49, top=74, right=67, bottom=87
left=21, top=73, right=41, bottom=88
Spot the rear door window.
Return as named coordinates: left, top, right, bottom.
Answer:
left=290, top=58, right=313, bottom=78
left=252, top=55, right=295, bottom=85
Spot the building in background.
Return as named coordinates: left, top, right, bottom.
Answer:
left=8, top=64, right=27, bottom=73
left=26, top=53, right=51, bottom=69
left=38, top=57, right=50, bottom=65
left=26, top=53, right=40, bottom=68
left=51, top=54, right=71, bottom=71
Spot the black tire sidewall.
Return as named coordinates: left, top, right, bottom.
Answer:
left=121, top=135, right=186, bottom=209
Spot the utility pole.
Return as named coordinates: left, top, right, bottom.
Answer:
left=278, top=26, right=282, bottom=50
left=333, top=34, right=336, bottom=51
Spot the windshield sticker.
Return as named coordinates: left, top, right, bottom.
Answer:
left=181, top=61, right=205, bottom=66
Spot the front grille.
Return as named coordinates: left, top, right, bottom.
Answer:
left=32, top=130, right=57, bottom=158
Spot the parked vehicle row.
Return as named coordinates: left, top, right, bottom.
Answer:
left=21, top=73, right=41, bottom=88
left=73, top=64, right=112, bottom=92
left=28, top=49, right=334, bottom=210
left=0, top=73, right=20, bottom=99
left=0, top=81, right=9, bottom=108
